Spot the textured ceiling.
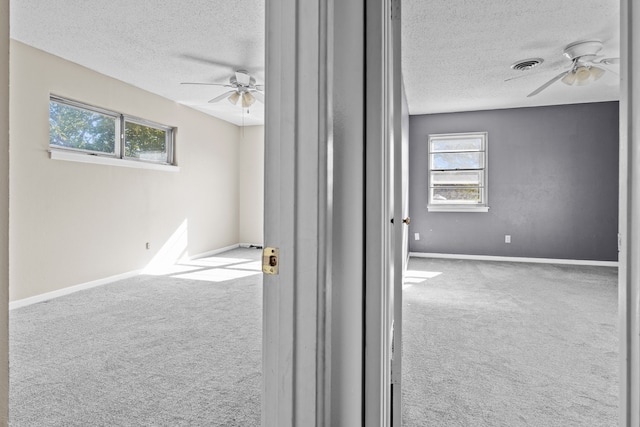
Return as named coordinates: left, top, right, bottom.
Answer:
left=10, top=1, right=620, bottom=126
left=402, top=0, right=620, bottom=115
left=10, top=0, right=266, bottom=126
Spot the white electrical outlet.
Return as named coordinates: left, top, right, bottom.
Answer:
left=505, top=235, right=511, bottom=243
left=414, top=233, right=420, bottom=241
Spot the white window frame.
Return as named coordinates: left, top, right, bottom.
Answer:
left=49, top=95, right=175, bottom=167
left=427, top=131, right=489, bottom=213
left=122, top=116, right=174, bottom=165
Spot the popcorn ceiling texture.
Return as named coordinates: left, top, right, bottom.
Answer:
left=10, top=0, right=265, bottom=126
left=10, top=0, right=620, bottom=124
left=399, top=0, right=620, bottom=114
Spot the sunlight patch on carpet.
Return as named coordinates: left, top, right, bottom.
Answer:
left=182, top=257, right=253, bottom=268
left=172, top=268, right=260, bottom=282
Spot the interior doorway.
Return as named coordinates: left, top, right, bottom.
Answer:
left=398, top=1, right=622, bottom=426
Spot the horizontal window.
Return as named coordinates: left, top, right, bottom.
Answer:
left=428, top=132, right=488, bottom=212
left=49, top=96, right=175, bottom=165
left=124, top=119, right=171, bottom=163
left=49, top=99, right=118, bottom=155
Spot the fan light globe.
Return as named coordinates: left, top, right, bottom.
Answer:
left=575, top=67, right=591, bottom=86
left=242, top=92, right=256, bottom=108
left=561, top=65, right=606, bottom=87
left=561, top=72, right=577, bottom=86
left=590, top=66, right=605, bottom=81
left=228, top=91, right=241, bottom=105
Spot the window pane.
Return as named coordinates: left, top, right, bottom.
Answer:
left=431, top=152, right=484, bottom=170
left=124, top=121, right=168, bottom=162
left=49, top=101, right=116, bottom=153
left=431, top=187, right=482, bottom=204
left=431, top=171, right=483, bottom=186
left=430, top=137, right=483, bottom=153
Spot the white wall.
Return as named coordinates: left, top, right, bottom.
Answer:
left=9, top=41, right=241, bottom=301
left=0, top=0, right=10, bottom=421
left=238, top=125, right=264, bottom=245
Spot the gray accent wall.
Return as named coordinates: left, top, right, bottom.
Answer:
left=409, top=102, right=619, bottom=261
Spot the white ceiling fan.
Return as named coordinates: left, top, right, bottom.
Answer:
left=181, top=69, right=265, bottom=108
left=526, top=40, right=619, bottom=98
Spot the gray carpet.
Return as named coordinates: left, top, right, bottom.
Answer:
left=10, top=251, right=618, bottom=426
left=10, top=248, right=263, bottom=426
left=402, top=258, right=618, bottom=427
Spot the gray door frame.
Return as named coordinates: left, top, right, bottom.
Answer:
left=619, top=1, right=640, bottom=425
left=261, top=0, right=331, bottom=423
left=390, top=1, right=406, bottom=425
left=262, top=0, right=396, bottom=425
left=262, top=0, right=371, bottom=425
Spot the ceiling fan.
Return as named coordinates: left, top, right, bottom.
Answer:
left=181, top=69, right=264, bottom=108
left=526, top=40, right=619, bottom=98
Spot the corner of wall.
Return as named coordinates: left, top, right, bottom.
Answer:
left=238, top=125, right=265, bottom=245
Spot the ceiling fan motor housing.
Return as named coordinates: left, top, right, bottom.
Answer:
left=563, top=40, right=603, bottom=61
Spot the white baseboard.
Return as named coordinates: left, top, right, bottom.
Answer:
left=188, top=244, right=240, bottom=260
left=10, top=269, right=141, bottom=310
left=239, top=243, right=263, bottom=249
left=11, top=243, right=254, bottom=310
left=409, top=252, right=618, bottom=268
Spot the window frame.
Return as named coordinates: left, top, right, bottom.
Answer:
left=427, top=131, right=489, bottom=213
left=123, top=116, right=174, bottom=165
left=49, top=95, right=121, bottom=158
left=49, top=95, right=175, bottom=166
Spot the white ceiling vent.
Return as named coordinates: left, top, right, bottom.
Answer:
left=510, top=58, right=544, bottom=71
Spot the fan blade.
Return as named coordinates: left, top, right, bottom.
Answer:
left=505, top=73, right=535, bottom=82
left=600, top=65, right=619, bottom=76
left=252, top=91, right=265, bottom=103
left=180, top=82, right=231, bottom=86
left=208, top=90, right=236, bottom=103
left=527, top=71, right=569, bottom=97
left=255, top=84, right=265, bottom=91
left=178, top=54, right=237, bottom=72
left=597, top=57, right=620, bottom=65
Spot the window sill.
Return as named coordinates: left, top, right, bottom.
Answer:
left=427, top=205, right=490, bottom=213
left=49, top=150, right=180, bottom=172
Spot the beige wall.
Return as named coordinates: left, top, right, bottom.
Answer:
left=238, top=125, right=264, bottom=245
left=0, top=0, right=10, bottom=423
left=9, top=41, right=241, bottom=301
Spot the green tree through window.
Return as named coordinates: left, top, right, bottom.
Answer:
left=49, top=96, right=174, bottom=165
left=125, top=121, right=167, bottom=161
left=49, top=101, right=116, bottom=154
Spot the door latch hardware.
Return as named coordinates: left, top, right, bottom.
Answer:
left=262, top=247, right=279, bottom=275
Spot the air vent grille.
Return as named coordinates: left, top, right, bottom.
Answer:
left=510, top=58, right=544, bottom=71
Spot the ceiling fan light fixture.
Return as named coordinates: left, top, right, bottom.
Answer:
left=528, top=40, right=613, bottom=97
left=590, top=66, right=605, bottom=81
left=561, top=65, right=605, bottom=87
left=228, top=91, right=240, bottom=105
left=561, top=71, right=577, bottom=86
left=574, top=66, right=592, bottom=85
left=242, top=92, right=256, bottom=108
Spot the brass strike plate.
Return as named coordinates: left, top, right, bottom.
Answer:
left=262, top=247, right=279, bottom=275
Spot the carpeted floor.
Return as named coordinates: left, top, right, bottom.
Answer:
left=10, top=251, right=619, bottom=426
left=10, top=248, right=263, bottom=426
left=402, top=257, right=618, bottom=427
